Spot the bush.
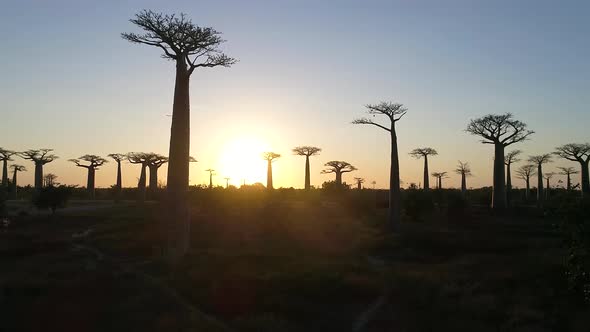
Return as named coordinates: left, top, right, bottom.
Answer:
left=403, top=189, right=434, bottom=222
left=0, top=187, right=7, bottom=216
left=447, top=191, right=468, bottom=221
left=32, top=185, right=74, bottom=214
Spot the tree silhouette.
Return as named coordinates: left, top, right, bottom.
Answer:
left=123, top=10, right=236, bottom=260
left=558, top=166, right=578, bottom=191
left=554, top=143, right=590, bottom=196
left=528, top=154, right=552, bottom=207
left=69, top=155, right=108, bottom=199
left=544, top=172, right=556, bottom=200
left=127, top=152, right=151, bottom=202
left=353, top=101, right=407, bottom=230
left=515, top=164, right=536, bottom=201
left=371, top=180, right=376, bottom=189
left=454, top=161, right=472, bottom=195
left=354, top=177, right=365, bottom=190
left=292, top=146, right=321, bottom=190
left=0, top=148, right=16, bottom=187
left=321, top=161, right=357, bottom=187
left=409, top=148, right=438, bottom=190
left=504, top=150, right=522, bottom=207
left=146, top=153, right=168, bottom=192
left=9, top=164, right=26, bottom=199
left=205, top=169, right=216, bottom=189
left=20, top=149, right=58, bottom=189
left=262, top=152, right=281, bottom=189
left=224, top=177, right=230, bottom=189
left=431, top=171, right=448, bottom=189
left=43, top=173, right=58, bottom=187
left=466, top=113, right=533, bottom=211
left=108, top=153, right=126, bottom=201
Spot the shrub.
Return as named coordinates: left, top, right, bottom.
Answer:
left=403, top=189, right=434, bottom=222
left=0, top=187, right=7, bottom=217
left=32, top=185, right=74, bottom=214
left=447, top=191, right=468, bottom=221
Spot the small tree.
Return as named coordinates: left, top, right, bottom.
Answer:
left=262, top=152, right=281, bottom=189
left=321, top=161, right=357, bottom=187
left=224, top=177, right=230, bottom=189
left=292, top=146, right=321, bottom=190
left=544, top=172, right=556, bottom=200
left=108, top=153, right=126, bottom=201
left=528, top=154, right=552, bottom=207
left=20, top=149, right=58, bottom=190
left=354, top=177, right=365, bottom=190
left=558, top=166, right=579, bottom=191
left=353, top=101, right=408, bottom=231
left=409, top=148, right=438, bottom=190
left=146, top=153, right=168, bottom=193
left=504, top=150, right=522, bottom=207
left=127, top=152, right=151, bottom=202
left=554, top=143, right=590, bottom=196
left=466, top=114, right=533, bottom=211
left=0, top=148, right=17, bottom=187
left=9, top=165, right=26, bottom=199
left=515, top=164, right=536, bottom=201
left=69, top=155, right=108, bottom=199
left=43, top=173, right=58, bottom=187
left=431, top=172, right=448, bottom=189
left=455, top=161, right=472, bottom=196
left=205, top=169, right=216, bottom=189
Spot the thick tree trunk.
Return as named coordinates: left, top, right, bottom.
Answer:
left=525, top=178, right=530, bottom=201
left=389, top=126, right=401, bottom=231
left=138, top=164, right=147, bottom=202
left=506, top=163, right=512, bottom=208
left=267, top=159, right=273, bottom=189
left=581, top=161, right=590, bottom=197
left=423, top=155, right=429, bottom=190
left=439, top=177, right=442, bottom=189
left=34, top=162, right=43, bottom=190
left=87, top=167, right=95, bottom=199
left=166, top=58, right=191, bottom=261
left=304, top=155, right=310, bottom=190
left=537, top=164, right=544, bottom=208
left=115, top=161, right=122, bottom=202
left=545, top=178, right=550, bottom=200
left=335, top=171, right=342, bottom=186
left=209, top=173, right=213, bottom=189
left=491, top=144, right=507, bottom=211
left=566, top=174, right=571, bottom=191
left=149, top=165, right=158, bottom=191
left=12, top=170, right=18, bottom=199
left=357, top=182, right=362, bottom=190
left=1, top=159, right=8, bottom=187
left=461, top=173, right=466, bottom=195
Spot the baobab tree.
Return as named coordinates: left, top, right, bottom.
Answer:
left=431, top=172, right=448, bottom=189
left=123, top=10, right=236, bottom=260
left=69, top=155, right=108, bottom=199
left=127, top=152, right=151, bottom=202
left=292, top=146, right=321, bottom=190
left=528, top=154, right=552, bottom=207
left=9, top=165, right=26, bottom=199
left=20, top=149, right=59, bottom=189
left=43, top=173, right=58, bottom=187
left=554, top=143, right=590, bottom=196
left=205, top=169, right=215, bottom=189
left=353, top=101, right=408, bottom=230
left=454, top=161, right=472, bottom=195
left=224, top=177, right=230, bottom=189
left=515, top=164, right=536, bottom=201
left=409, top=147, right=438, bottom=190
left=544, top=172, right=556, bottom=200
left=108, top=153, right=126, bottom=200
left=262, top=152, right=281, bottom=189
left=0, top=148, right=16, bottom=187
left=558, top=166, right=578, bottom=191
left=321, top=161, right=357, bottom=187
left=354, top=177, right=365, bottom=190
left=504, top=150, right=522, bottom=207
left=371, top=180, right=376, bottom=189
left=466, top=113, right=533, bottom=211
left=146, top=153, right=168, bottom=192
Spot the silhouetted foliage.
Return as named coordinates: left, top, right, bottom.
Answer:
left=516, top=164, right=536, bottom=202
left=558, top=166, right=579, bottom=191
left=108, top=153, right=126, bottom=201
left=205, top=169, right=216, bottom=189
left=555, top=143, right=590, bottom=196
left=263, top=152, right=281, bottom=189
left=354, top=177, right=365, bottom=190
left=454, top=161, right=472, bottom=196
left=431, top=171, right=448, bottom=189
left=504, top=150, right=522, bottom=207
left=321, top=161, right=356, bottom=188
left=20, top=149, right=58, bottom=190
left=529, top=154, right=553, bottom=207
left=0, top=148, right=16, bottom=187
left=69, top=154, right=108, bottom=199
left=292, top=146, right=321, bottom=190
left=9, top=164, right=26, bottom=200
left=32, top=185, right=74, bottom=215
left=127, top=152, right=151, bottom=202
left=403, top=189, right=434, bottom=221
left=409, top=147, right=438, bottom=190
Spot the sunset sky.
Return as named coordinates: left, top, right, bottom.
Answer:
left=1, top=0, right=589, bottom=189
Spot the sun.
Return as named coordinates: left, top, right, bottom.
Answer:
left=218, top=137, right=271, bottom=186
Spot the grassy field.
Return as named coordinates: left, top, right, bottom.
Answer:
left=1, top=195, right=589, bottom=331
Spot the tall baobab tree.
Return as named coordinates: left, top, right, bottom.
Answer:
left=205, top=169, right=215, bottom=189
left=123, top=10, right=236, bottom=260
left=515, top=164, right=536, bottom=201
left=108, top=153, right=126, bottom=200
left=504, top=150, right=521, bottom=207
left=292, top=146, right=321, bottom=190
left=69, top=155, right=108, bottom=199
left=9, top=165, right=26, bottom=199
left=455, top=161, right=472, bottom=195
left=353, top=101, right=408, bottom=230
left=128, top=152, right=151, bottom=202
left=20, top=149, right=59, bottom=189
left=354, top=177, right=365, bottom=190
left=554, top=143, right=590, bottom=196
left=558, top=166, right=578, bottom=191
left=146, top=153, right=168, bottom=192
left=262, top=152, right=281, bottom=189
left=544, top=172, right=556, bottom=200
left=224, top=177, right=230, bottom=189
left=321, top=161, right=357, bottom=187
left=431, top=172, right=448, bottom=189
left=466, top=114, right=533, bottom=211
left=409, top=147, right=438, bottom=190
left=43, top=173, right=58, bottom=187
left=0, top=148, right=16, bottom=187
left=528, top=154, right=552, bottom=207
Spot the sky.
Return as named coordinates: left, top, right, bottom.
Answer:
left=1, top=0, right=589, bottom=189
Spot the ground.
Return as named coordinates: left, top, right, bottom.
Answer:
left=1, top=198, right=589, bottom=331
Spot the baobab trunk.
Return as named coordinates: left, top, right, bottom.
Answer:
left=305, top=155, right=311, bottom=190
left=34, top=162, right=43, bottom=189
left=439, top=177, right=442, bottom=189
left=492, top=144, right=506, bottom=211
left=267, top=159, right=273, bottom=189
left=389, top=127, right=401, bottom=231
left=12, top=169, right=18, bottom=199
left=506, top=163, right=512, bottom=208
left=423, top=155, right=429, bottom=190
left=581, top=162, right=590, bottom=197
left=525, top=178, right=530, bottom=201
left=1, top=159, right=8, bottom=187
left=357, top=182, right=362, bottom=190
left=209, top=173, right=213, bottom=189
left=536, top=164, right=544, bottom=208
left=545, top=178, right=550, bottom=200
left=87, top=167, right=95, bottom=199
left=149, top=165, right=158, bottom=191
left=138, top=164, right=147, bottom=202
left=335, top=171, right=342, bottom=186
left=461, top=173, right=467, bottom=195
left=566, top=173, right=571, bottom=191
left=166, top=58, right=191, bottom=261
left=115, top=161, right=122, bottom=202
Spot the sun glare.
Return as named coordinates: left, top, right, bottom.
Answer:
left=218, top=137, right=270, bottom=186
